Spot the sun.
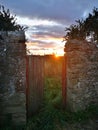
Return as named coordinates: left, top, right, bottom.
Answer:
left=55, top=54, right=59, bottom=58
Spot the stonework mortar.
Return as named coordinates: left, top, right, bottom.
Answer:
left=0, top=31, right=26, bottom=126
left=65, top=39, right=98, bottom=112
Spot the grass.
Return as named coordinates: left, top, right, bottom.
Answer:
left=44, top=77, right=62, bottom=108
left=26, top=104, right=98, bottom=130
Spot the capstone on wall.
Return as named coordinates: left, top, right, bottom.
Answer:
left=0, top=31, right=26, bottom=126
left=65, top=39, right=98, bottom=112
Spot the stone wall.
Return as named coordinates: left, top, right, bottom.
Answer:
left=0, top=31, right=26, bottom=126
left=65, top=39, right=98, bottom=112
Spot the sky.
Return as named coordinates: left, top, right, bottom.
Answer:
left=1, top=0, right=98, bottom=55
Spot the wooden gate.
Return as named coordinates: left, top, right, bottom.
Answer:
left=26, top=54, right=67, bottom=118
left=26, top=56, right=44, bottom=118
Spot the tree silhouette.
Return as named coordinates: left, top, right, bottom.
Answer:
left=0, top=5, right=27, bottom=31
left=84, top=7, right=98, bottom=43
left=64, top=7, right=98, bottom=44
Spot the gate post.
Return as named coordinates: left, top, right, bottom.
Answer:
left=62, top=53, right=67, bottom=108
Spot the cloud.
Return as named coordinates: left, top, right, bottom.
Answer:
left=1, top=0, right=98, bottom=24
left=27, top=24, right=64, bottom=39
left=26, top=40, right=61, bottom=55
left=25, top=23, right=64, bottom=49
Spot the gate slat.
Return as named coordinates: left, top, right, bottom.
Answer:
left=26, top=56, right=44, bottom=118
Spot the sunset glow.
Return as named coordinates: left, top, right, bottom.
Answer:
left=31, top=35, right=63, bottom=43
left=25, top=36, right=64, bottom=55
left=55, top=54, right=59, bottom=58
left=26, top=41, right=65, bottom=56
left=16, top=16, right=65, bottom=56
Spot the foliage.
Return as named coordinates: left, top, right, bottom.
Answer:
left=0, top=5, right=27, bottom=31
left=64, top=7, right=98, bottom=44
left=44, top=77, right=62, bottom=108
left=26, top=103, right=98, bottom=130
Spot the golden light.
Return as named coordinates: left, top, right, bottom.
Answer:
left=54, top=49, right=64, bottom=56
left=32, top=34, right=63, bottom=44
left=55, top=54, right=59, bottom=58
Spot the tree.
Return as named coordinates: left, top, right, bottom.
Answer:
left=64, top=7, right=98, bottom=44
left=0, top=5, right=27, bottom=31
left=84, top=7, right=98, bottom=43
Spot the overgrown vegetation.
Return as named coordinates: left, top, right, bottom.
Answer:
left=0, top=5, right=27, bottom=31
left=26, top=104, right=98, bottom=130
left=0, top=77, right=98, bottom=130
left=64, top=7, right=98, bottom=44
left=25, top=76, right=98, bottom=130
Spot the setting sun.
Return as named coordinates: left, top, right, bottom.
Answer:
left=55, top=54, right=59, bottom=58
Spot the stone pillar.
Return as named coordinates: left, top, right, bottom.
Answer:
left=65, top=39, right=98, bottom=112
left=0, top=31, right=26, bottom=126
